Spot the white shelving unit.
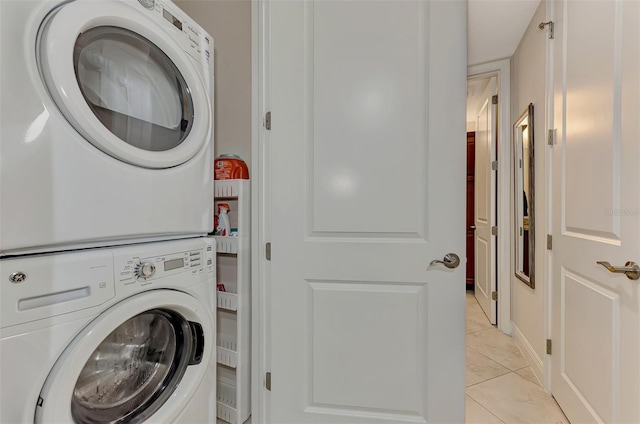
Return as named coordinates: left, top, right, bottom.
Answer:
left=213, top=179, right=250, bottom=424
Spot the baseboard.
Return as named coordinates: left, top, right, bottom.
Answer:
left=511, top=322, right=545, bottom=388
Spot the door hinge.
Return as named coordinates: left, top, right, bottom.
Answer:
left=491, top=291, right=498, bottom=301
left=519, top=227, right=523, bottom=236
left=266, top=372, right=272, bottom=391
left=265, top=111, right=271, bottom=130
left=491, top=94, right=498, bottom=105
left=265, top=242, right=271, bottom=261
left=491, top=226, right=498, bottom=236
left=539, top=21, right=554, bottom=39
left=546, top=339, right=552, bottom=355
left=548, top=128, right=556, bottom=146
left=491, top=160, right=498, bottom=171
left=547, top=234, right=553, bottom=250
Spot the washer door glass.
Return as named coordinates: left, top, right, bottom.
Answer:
left=71, top=309, right=192, bottom=424
left=73, top=26, right=194, bottom=152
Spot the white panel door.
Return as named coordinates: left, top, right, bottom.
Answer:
left=551, top=1, right=640, bottom=423
left=474, top=77, right=497, bottom=324
left=265, top=1, right=467, bottom=423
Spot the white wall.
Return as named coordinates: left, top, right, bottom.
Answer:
left=174, top=0, right=252, bottom=167
left=466, top=77, right=492, bottom=132
left=510, top=0, right=547, bottom=382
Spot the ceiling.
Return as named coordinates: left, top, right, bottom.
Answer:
left=468, top=0, right=541, bottom=66
left=466, top=0, right=541, bottom=125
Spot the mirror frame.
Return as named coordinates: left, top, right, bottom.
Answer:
left=513, top=103, right=535, bottom=288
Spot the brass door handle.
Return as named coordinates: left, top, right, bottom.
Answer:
left=596, top=261, right=640, bottom=280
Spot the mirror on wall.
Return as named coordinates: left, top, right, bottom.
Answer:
left=514, top=103, right=535, bottom=288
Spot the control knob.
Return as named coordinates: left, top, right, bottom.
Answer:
left=135, top=262, right=156, bottom=279
left=138, top=0, right=155, bottom=9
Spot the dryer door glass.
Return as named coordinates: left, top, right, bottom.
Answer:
left=73, top=26, right=194, bottom=152
left=71, top=309, right=192, bottom=424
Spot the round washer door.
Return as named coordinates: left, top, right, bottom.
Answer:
left=35, top=290, right=214, bottom=424
left=38, top=1, right=211, bottom=169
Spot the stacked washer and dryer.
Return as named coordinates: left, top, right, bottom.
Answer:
left=0, top=0, right=217, bottom=422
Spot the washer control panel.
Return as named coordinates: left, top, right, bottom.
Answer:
left=116, top=241, right=215, bottom=288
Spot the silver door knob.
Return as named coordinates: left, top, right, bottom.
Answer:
left=596, top=261, right=640, bottom=281
left=430, top=253, right=461, bottom=269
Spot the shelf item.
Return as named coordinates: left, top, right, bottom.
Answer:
left=217, top=291, right=238, bottom=311
left=214, top=179, right=250, bottom=424
left=217, top=335, right=238, bottom=368
left=213, top=180, right=250, bottom=237
left=214, top=236, right=239, bottom=254
left=217, top=402, right=238, bottom=424
left=217, top=380, right=238, bottom=423
left=214, top=154, right=249, bottom=181
left=217, top=346, right=237, bottom=368
left=214, top=179, right=242, bottom=198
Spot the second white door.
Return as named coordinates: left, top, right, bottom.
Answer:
left=263, top=1, right=467, bottom=422
left=474, top=77, right=498, bottom=324
left=550, top=0, right=640, bottom=422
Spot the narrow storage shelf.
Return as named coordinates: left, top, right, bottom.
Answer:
left=215, top=179, right=250, bottom=424
left=217, top=291, right=238, bottom=311
left=214, top=236, right=238, bottom=254
left=217, top=346, right=238, bottom=368
left=217, top=402, right=237, bottom=424
left=217, top=380, right=238, bottom=423
left=217, top=335, right=238, bottom=368
left=214, top=179, right=242, bottom=199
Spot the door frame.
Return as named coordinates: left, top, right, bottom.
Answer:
left=468, top=59, right=512, bottom=333
left=251, top=0, right=269, bottom=422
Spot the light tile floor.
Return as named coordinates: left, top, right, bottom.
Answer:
left=465, top=292, right=569, bottom=424
left=218, top=295, right=568, bottom=424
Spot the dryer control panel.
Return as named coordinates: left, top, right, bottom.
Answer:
left=137, top=0, right=213, bottom=65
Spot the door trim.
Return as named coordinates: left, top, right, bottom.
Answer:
left=251, top=0, right=269, bottom=422
left=543, top=0, right=554, bottom=394
left=468, top=59, right=512, bottom=334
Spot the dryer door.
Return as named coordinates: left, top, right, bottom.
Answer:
left=38, top=0, right=211, bottom=169
left=35, top=290, right=214, bottom=424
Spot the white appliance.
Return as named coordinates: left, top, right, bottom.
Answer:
left=0, top=0, right=215, bottom=256
left=0, top=237, right=216, bottom=424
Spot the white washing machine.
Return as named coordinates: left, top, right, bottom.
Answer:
left=0, top=237, right=216, bottom=423
left=0, top=0, right=215, bottom=256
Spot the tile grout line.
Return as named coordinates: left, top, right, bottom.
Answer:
left=466, top=345, right=527, bottom=373
left=467, top=329, right=528, bottom=371
left=466, top=390, right=508, bottom=424
left=467, top=372, right=571, bottom=424
left=466, top=369, right=516, bottom=389
left=466, top=345, right=512, bottom=373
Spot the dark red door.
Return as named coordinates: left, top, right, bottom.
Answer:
left=466, top=132, right=475, bottom=290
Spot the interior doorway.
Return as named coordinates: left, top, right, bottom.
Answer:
left=467, top=75, right=498, bottom=325
left=466, top=59, right=512, bottom=333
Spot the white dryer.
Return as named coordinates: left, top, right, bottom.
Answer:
left=0, top=0, right=214, bottom=256
left=0, top=237, right=216, bottom=423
